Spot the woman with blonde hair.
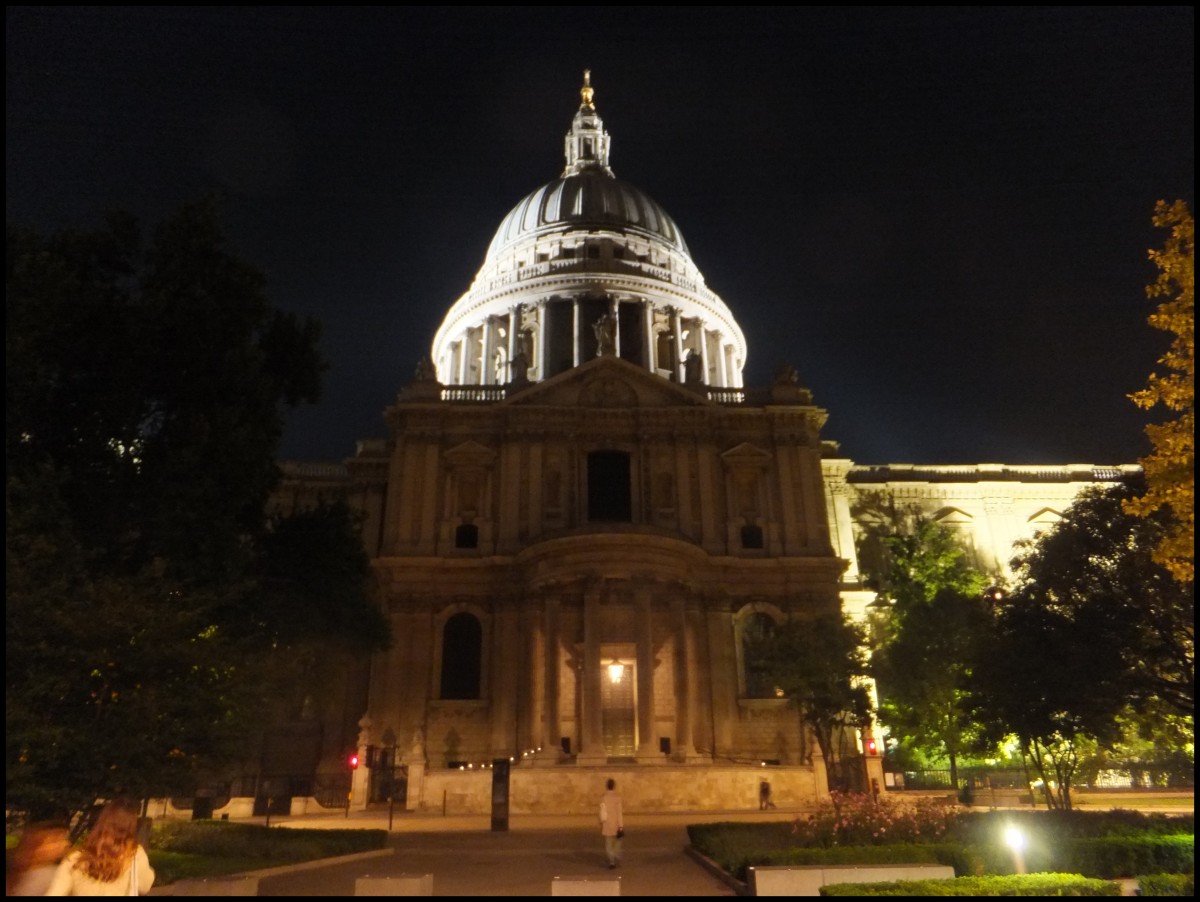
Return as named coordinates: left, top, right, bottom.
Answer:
left=45, top=798, right=155, bottom=896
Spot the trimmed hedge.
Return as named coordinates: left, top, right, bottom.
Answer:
left=1060, top=836, right=1194, bottom=879
left=146, top=820, right=389, bottom=886
left=1137, top=873, right=1194, bottom=896
left=819, top=872, right=1121, bottom=896
left=949, top=810, right=1194, bottom=843
left=728, top=843, right=968, bottom=883
left=689, top=820, right=1194, bottom=883
left=150, top=820, right=388, bottom=860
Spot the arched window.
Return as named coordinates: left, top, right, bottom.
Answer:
left=454, top=523, right=479, bottom=549
left=440, top=612, right=482, bottom=700
left=740, top=524, right=764, bottom=549
left=741, top=611, right=778, bottom=699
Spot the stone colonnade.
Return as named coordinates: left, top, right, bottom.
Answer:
left=445, top=297, right=741, bottom=388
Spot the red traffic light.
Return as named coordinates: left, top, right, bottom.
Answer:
left=348, top=753, right=360, bottom=770
left=866, top=739, right=878, bottom=756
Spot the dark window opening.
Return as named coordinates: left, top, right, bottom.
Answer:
left=741, top=524, right=764, bottom=549
left=440, top=612, right=482, bottom=699
left=587, top=244, right=601, bottom=259
left=544, top=299, right=574, bottom=377
left=742, top=611, right=778, bottom=698
left=588, top=451, right=632, bottom=522
left=617, top=302, right=645, bottom=367
left=561, top=737, right=572, bottom=755
left=560, top=247, right=575, bottom=260
left=454, top=523, right=479, bottom=549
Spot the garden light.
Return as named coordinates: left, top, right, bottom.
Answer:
left=1003, top=824, right=1026, bottom=874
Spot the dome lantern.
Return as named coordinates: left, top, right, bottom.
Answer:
left=564, top=69, right=613, bottom=178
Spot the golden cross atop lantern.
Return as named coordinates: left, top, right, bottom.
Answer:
left=580, top=68, right=594, bottom=107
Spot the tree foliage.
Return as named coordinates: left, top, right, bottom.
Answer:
left=854, top=503, right=989, bottom=782
left=1009, top=482, right=1192, bottom=718
left=881, top=519, right=989, bottom=615
left=972, top=482, right=1194, bottom=808
left=871, top=588, right=990, bottom=790
left=744, top=613, right=873, bottom=791
left=5, top=201, right=387, bottom=821
left=1126, top=200, right=1194, bottom=584
left=852, top=497, right=988, bottom=640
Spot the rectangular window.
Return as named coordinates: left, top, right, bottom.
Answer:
left=588, top=451, right=632, bottom=522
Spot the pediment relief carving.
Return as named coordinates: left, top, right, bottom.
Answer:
left=579, top=375, right=638, bottom=407
left=502, top=356, right=711, bottom=409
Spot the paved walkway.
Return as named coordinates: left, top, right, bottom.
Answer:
left=156, top=809, right=772, bottom=896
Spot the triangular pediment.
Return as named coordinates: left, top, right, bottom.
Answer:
left=932, top=506, right=974, bottom=523
left=501, top=356, right=713, bottom=409
left=720, top=442, right=773, bottom=468
left=1027, top=507, right=1063, bottom=524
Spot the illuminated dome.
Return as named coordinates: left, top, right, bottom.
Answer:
left=432, top=72, right=746, bottom=388
left=485, top=174, right=690, bottom=261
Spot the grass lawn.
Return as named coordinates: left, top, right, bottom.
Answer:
left=7, top=821, right=388, bottom=887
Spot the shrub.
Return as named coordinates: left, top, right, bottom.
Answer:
left=1060, top=837, right=1195, bottom=879
left=687, top=808, right=1194, bottom=885
left=819, top=872, right=1121, bottom=896
left=948, top=810, right=1193, bottom=844
left=792, top=791, right=964, bottom=848
left=1137, top=873, right=1195, bottom=896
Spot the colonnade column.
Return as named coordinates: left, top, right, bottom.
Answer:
left=717, top=336, right=729, bottom=387
left=507, top=307, right=520, bottom=381
left=579, top=582, right=606, bottom=764
left=697, top=321, right=710, bottom=386
left=479, top=319, right=492, bottom=385
left=572, top=299, right=581, bottom=367
left=610, top=297, right=621, bottom=358
left=670, top=308, right=684, bottom=383
left=537, top=297, right=549, bottom=379
left=672, top=595, right=696, bottom=760
left=539, top=596, right=563, bottom=763
left=641, top=300, right=655, bottom=373
left=635, top=587, right=659, bottom=761
left=518, top=600, right=543, bottom=760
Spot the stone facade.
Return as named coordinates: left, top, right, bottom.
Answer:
left=335, top=357, right=844, bottom=810
left=262, top=75, right=1136, bottom=815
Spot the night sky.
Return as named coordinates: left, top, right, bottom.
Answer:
left=6, top=7, right=1193, bottom=465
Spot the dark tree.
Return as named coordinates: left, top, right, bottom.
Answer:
left=5, top=201, right=386, bottom=822
left=744, top=613, right=873, bottom=792
left=971, top=482, right=1194, bottom=809
left=1008, top=482, right=1192, bottom=718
